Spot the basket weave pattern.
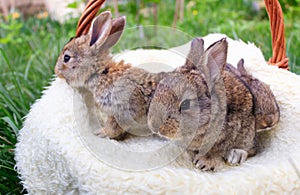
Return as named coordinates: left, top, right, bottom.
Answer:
left=265, top=0, right=289, bottom=70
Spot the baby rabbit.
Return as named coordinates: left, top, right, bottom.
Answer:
left=55, top=11, right=169, bottom=139
left=148, top=38, right=257, bottom=171
left=226, top=60, right=280, bottom=131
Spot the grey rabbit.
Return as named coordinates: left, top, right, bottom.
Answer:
left=148, top=38, right=257, bottom=171
left=226, top=60, right=280, bottom=131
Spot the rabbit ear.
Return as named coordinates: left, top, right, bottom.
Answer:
left=237, top=59, right=248, bottom=76
left=185, top=38, right=204, bottom=68
left=89, top=11, right=113, bottom=47
left=205, top=38, right=228, bottom=82
left=225, top=63, right=241, bottom=77
left=101, top=16, right=126, bottom=49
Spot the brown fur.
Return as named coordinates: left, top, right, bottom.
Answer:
left=148, top=38, right=257, bottom=171
left=226, top=60, right=280, bottom=131
left=55, top=11, right=168, bottom=139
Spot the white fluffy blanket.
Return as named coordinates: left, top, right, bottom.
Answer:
left=15, top=34, right=300, bottom=194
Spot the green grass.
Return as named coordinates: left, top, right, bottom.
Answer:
left=0, top=0, right=299, bottom=193
left=0, top=15, right=77, bottom=194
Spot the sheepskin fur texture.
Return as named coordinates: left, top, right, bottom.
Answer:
left=15, top=34, right=300, bottom=194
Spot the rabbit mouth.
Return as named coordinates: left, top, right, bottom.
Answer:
left=55, top=67, right=65, bottom=79
left=157, top=125, right=182, bottom=140
left=56, top=72, right=65, bottom=79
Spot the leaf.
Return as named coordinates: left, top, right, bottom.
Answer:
left=144, top=0, right=161, bottom=3
left=0, top=49, right=28, bottom=110
left=0, top=35, right=12, bottom=44
left=67, top=2, right=79, bottom=9
left=1, top=117, right=19, bottom=137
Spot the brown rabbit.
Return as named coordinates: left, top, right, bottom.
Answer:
left=226, top=60, right=280, bottom=131
left=148, top=38, right=257, bottom=171
left=55, top=11, right=170, bottom=139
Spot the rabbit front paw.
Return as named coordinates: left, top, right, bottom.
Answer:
left=193, top=154, right=221, bottom=171
left=226, top=148, right=248, bottom=165
left=93, top=116, right=127, bottom=140
left=94, top=127, right=127, bottom=140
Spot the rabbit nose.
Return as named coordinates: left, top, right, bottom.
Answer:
left=54, top=66, right=64, bottom=79
left=260, top=114, right=277, bottom=128
left=148, top=103, right=168, bottom=133
left=148, top=116, right=163, bottom=134
left=54, top=64, right=65, bottom=79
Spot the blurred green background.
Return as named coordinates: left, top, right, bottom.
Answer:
left=0, top=0, right=299, bottom=193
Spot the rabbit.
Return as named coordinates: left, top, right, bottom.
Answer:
left=54, top=10, right=211, bottom=141
left=148, top=38, right=257, bottom=171
left=225, top=60, right=280, bottom=131
left=55, top=11, right=171, bottom=139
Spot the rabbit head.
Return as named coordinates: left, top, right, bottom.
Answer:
left=148, top=73, right=211, bottom=140
left=148, top=38, right=228, bottom=142
left=236, top=59, right=280, bottom=130
left=54, top=11, right=126, bottom=88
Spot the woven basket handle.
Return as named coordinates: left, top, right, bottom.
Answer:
left=264, top=0, right=289, bottom=70
left=76, top=0, right=289, bottom=70
left=75, top=0, right=106, bottom=37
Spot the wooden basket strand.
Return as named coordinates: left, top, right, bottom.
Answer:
left=265, top=0, right=289, bottom=70
left=75, top=0, right=106, bottom=37
left=76, top=0, right=289, bottom=70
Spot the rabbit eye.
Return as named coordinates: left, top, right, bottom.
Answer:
left=64, top=54, right=71, bottom=63
left=180, top=99, right=191, bottom=112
